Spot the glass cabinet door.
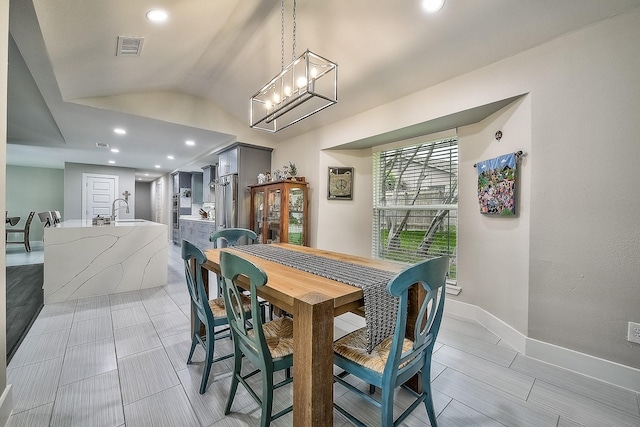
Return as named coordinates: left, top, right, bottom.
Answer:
left=267, top=188, right=281, bottom=243
left=252, top=189, right=265, bottom=242
left=288, top=186, right=305, bottom=245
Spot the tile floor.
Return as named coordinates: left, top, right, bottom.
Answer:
left=5, top=243, right=640, bottom=426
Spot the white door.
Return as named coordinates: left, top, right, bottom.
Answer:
left=82, top=174, right=118, bottom=220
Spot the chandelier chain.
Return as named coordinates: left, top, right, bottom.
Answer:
left=280, top=0, right=285, bottom=70
left=292, top=0, right=297, bottom=61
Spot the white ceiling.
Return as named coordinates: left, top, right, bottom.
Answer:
left=7, top=0, right=640, bottom=181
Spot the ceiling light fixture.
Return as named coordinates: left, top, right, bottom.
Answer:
left=167, top=155, right=175, bottom=160
left=422, top=0, right=445, bottom=13
left=146, top=9, right=168, bottom=23
left=185, top=140, right=195, bottom=146
left=114, top=128, right=126, bottom=135
left=108, top=160, right=115, bottom=164
left=154, top=165, right=161, bottom=168
left=250, top=0, right=337, bottom=132
left=111, top=148, right=120, bottom=153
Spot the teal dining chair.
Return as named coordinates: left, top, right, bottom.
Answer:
left=219, top=250, right=294, bottom=427
left=181, top=240, right=252, bottom=394
left=211, top=227, right=272, bottom=320
left=333, top=256, right=449, bottom=427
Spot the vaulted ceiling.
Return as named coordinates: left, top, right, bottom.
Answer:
left=8, top=0, right=640, bottom=180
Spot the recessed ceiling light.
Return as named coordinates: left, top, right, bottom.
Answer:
left=114, top=128, right=126, bottom=135
left=108, top=160, right=116, bottom=164
left=167, top=155, right=175, bottom=160
left=185, top=140, right=195, bottom=146
left=111, top=148, right=120, bottom=153
left=422, top=0, right=444, bottom=13
left=155, top=165, right=161, bottom=168
left=138, top=178, right=142, bottom=181
left=144, top=173, right=149, bottom=176
left=146, top=9, right=168, bottom=23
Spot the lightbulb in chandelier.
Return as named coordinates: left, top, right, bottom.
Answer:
left=297, top=76, right=307, bottom=89
left=284, top=86, right=292, bottom=97
left=273, top=93, right=281, bottom=104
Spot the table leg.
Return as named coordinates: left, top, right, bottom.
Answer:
left=293, top=292, right=334, bottom=427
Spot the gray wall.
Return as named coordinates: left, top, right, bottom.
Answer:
left=6, top=165, right=64, bottom=243
left=272, top=8, right=640, bottom=372
left=135, top=181, right=152, bottom=221
left=63, top=162, right=136, bottom=220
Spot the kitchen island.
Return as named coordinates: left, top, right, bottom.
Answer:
left=43, top=219, right=168, bottom=304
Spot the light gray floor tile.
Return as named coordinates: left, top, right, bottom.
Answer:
left=27, top=310, right=74, bottom=336
left=73, top=295, right=111, bottom=322
left=123, top=385, right=200, bottom=427
left=67, top=315, right=114, bottom=347
left=117, top=347, right=179, bottom=405
left=433, top=344, right=535, bottom=400
left=433, top=399, right=505, bottom=427
left=138, top=286, right=169, bottom=301
left=149, top=309, right=190, bottom=339
left=161, top=332, right=206, bottom=371
left=59, top=338, right=117, bottom=386
left=433, top=368, right=559, bottom=427
left=50, top=370, right=124, bottom=427
left=557, top=417, right=588, bottom=427
left=179, top=303, right=191, bottom=317
left=113, top=322, right=162, bottom=359
left=6, top=402, right=54, bottom=427
left=440, top=316, right=501, bottom=344
left=7, top=358, right=63, bottom=413
left=141, top=295, right=180, bottom=317
left=177, top=365, right=243, bottom=426
left=109, top=290, right=143, bottom=310
left=528, top=379, right=640, bottom=427
left=111, top=305, right=151, bottom=330
left=511, top=353, right=640, bottom=417
left=436, top=328, right=517, bottom=367
left=8, top=329, right=69, bottom=369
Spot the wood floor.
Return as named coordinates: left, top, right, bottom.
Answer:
left=4, top=244, right=640, bottom=426
left=6, top=262, right=44, bottom=363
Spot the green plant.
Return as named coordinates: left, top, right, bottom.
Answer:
left=289, top=162, right=297, bottom=176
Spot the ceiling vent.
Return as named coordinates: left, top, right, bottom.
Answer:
left=116, top=36, right=144, bottom=56
left=95, top=142, right=110, bottom=148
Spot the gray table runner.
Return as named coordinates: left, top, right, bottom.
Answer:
left=231, top=244, right=398, bottom=352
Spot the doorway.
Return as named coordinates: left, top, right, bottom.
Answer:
left=82, top=173, right=119, bottom=221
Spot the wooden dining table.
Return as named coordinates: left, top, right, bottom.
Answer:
left=202, top=243, right=407, bottom=427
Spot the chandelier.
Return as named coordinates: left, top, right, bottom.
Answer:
left=250, top=0, right=338, bottom=132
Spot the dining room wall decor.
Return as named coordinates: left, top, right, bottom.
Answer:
left=476, top=151, right=523, bottom=216
left=327, top=167, right=353, bottom=200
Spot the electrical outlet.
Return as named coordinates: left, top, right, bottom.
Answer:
left=628, top=322, right=640, bottom=344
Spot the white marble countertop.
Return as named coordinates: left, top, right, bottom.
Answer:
left=54, top=219, right=164, bottom=228
left=179, top=216, right=215, bottom=223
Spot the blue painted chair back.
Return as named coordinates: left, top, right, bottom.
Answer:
left=182, top=240, right=214, bottom=330
left=219, top=251, right=271, bottom=363
left=385, top=255, right=449, bottom=389
left=210, top=228, right=257, bottom=248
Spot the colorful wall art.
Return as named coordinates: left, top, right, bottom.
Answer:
left=477, top=153, right=517, bottom=216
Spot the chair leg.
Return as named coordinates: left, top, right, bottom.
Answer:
left=225, top=349, right=243, bottom=415
left=381, top=386, right=394, bottom=427
left=422, top=358, right=438, bottom=427
left=260, top=370, right=274, bottom=427
left=199, top=331, right=215, bottom=394
left=187, top=333, right=198, bottom=364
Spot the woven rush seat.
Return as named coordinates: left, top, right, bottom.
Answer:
left=248, top=316, right=294, bottom=358
left=209, top=295, right=251, bottom=319
left=334, top=328, right=413, bottom=373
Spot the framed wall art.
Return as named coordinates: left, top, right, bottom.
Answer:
left=327, top=167, right=353, bottom=200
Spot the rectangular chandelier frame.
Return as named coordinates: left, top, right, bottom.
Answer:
left=250, top=50, right=337, bottom=132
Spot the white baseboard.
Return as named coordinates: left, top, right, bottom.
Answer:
left=0, top=385, right=13, bottom=427
left=445, top=299, right=640, bottom=393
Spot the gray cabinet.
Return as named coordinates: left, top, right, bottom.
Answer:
left=216, top=143, right=272, bottom=229
left=191, top=172, right=203, bottom=204
left=180, top=218, right=216, bottom=250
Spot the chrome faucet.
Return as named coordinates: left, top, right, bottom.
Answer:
left=111, top=198, right=130, bottom=221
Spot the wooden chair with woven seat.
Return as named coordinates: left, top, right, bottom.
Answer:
left=219, top=250, right=294, bottom=427
left=181, top=239, right=252, bottom=394
left=6, top=211, right=35, bottom=252
left=210, top=227, right=272, bottom=321
left=333, top=256, right=449, bottom=427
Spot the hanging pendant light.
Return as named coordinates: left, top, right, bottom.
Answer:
left=250, top=0, right=338, bottom=132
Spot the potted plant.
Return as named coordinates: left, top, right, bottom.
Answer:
left=289, top=162, right=297, bottom=180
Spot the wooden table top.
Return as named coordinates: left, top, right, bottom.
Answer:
left=203, top=243, right=406, bottom=315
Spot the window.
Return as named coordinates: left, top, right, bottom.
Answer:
left=372, top=138, right=458, bottom=282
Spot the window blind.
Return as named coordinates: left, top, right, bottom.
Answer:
left=372, top=138, right=458, bottom=280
